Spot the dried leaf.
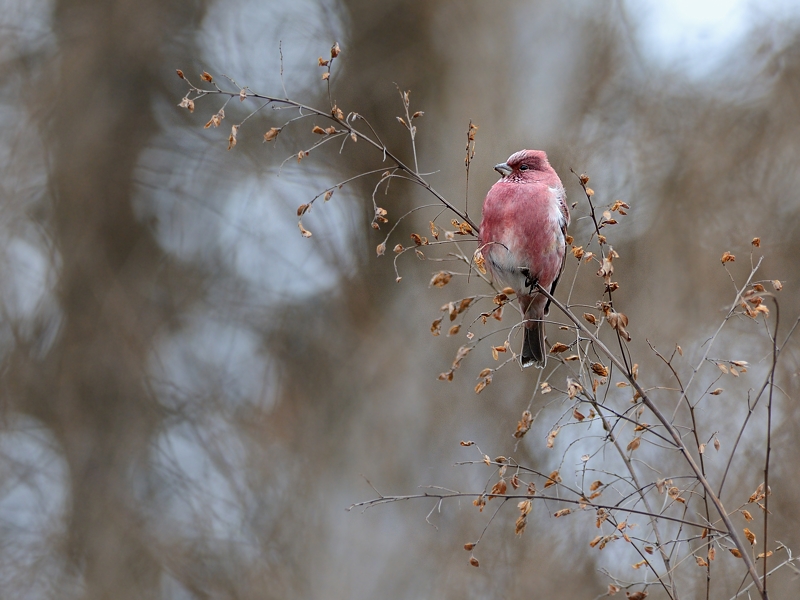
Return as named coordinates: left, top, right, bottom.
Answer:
left=330, top=42, right=340, bottom=58
left=710, top=388, right=724, bottom=395
left=583, top=312, right=597, bottom=325
left=298, top=221, right=312, bottom=238
left=201, top=71, right=213, bottom=82
left=469, top=556, right=479, bottom=568
left=596, top=249, right=616, bottom=280
left=553, top=508, right=571, bottom=518
left=473, top=248, right=487, bottom=274
left=458, top=297, right=475, bottom=314
left=752, top=237, right=761, bottom=247
left=546, top=427, right=560, bottom=449
left=721, top=251, right=735, bottom=264
left=204, top=110, right=224, bottom=128
left=176, top=69, right=185, bottom=79
left=730, top=548, right=742, bottom=558
left=772, top=279, right=783, bottom=291
left=178, top=97, right=195, bottom=113
left=451, top=345, right=471, bottom=370
left=742, top=509, right=754, bottom=522
left=550, top=342, right=569, bottom=354
left=696, top=556, right=708, bottom=567
left=610, top=200, right=630, bottom=211
left=744, top=528, right=756, bottom=545
left=489, top=479, right=507, bottom=498
left=312, top=125, right=326, bottom=135
left=429, top=271, right=452, bottom=287
left=543, top=470, right=560, bottom=488
left=263, top=127, right=280, bottom=142
left=591, top=362, right=609, bottom=377
left=515, top=514, right=527, bottom=535
left=227, top=125, right=239, bottom=150
left=376, top=243, right=386, bottom=257
left=518, top=499, right=532, bottom=515
left=627, top=437, right=641, bottom=452
left=606, top=310, right=631, bottom=341
left=514, top=410, right=534, bottom=439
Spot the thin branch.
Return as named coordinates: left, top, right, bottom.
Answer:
left=763, top=295, right=779, bottom=592
left=535, top=282, right=768, bottom=599
left=718, top=314, right=800, bottom=499
left=347, top=491, right=723, bottom=531
left=180, top=81, right=480, bottom=232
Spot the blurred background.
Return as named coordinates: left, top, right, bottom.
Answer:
left=1, top=0, right=800, bottom=598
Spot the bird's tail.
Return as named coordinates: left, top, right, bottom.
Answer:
left=522, top=319, right=546, bottom=368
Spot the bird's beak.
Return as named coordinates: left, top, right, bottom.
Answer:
left=494, top=162, right=512, bottom=176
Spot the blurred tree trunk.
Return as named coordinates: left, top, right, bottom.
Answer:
left=5, top=1, right=205, bottom=598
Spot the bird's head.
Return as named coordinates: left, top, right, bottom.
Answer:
left=494, top=149, right=551, bottom=182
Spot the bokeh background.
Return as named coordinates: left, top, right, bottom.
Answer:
left=1, top=0, right=800, bottom=598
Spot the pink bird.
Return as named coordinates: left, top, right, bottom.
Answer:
left=479, top=150, right=570, bottom=368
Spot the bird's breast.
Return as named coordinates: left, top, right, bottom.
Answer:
left=479, top=182, right=566, bottom=289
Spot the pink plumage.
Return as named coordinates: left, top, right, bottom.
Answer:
left=479, top=150, right=570, bottom=368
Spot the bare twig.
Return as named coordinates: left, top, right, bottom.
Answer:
left=535, top=282, right=768, bottom=599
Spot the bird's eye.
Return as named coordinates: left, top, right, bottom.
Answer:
left=519, top=164, right=529, bottom=171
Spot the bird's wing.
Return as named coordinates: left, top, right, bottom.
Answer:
left=544, top=186, right=569, bottom=315
left=556, top=185, right=570, bottom=228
